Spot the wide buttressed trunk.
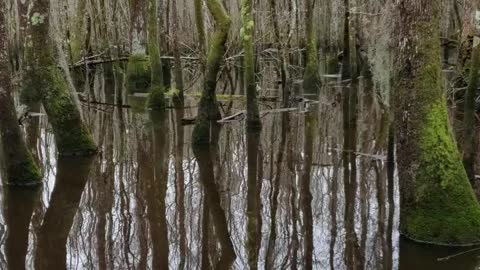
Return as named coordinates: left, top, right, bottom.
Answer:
left=24, top=0, right=96, bottom=156
left=0, top=1, right=42, bottom=185
left=395, top=0, right=480, bottom=245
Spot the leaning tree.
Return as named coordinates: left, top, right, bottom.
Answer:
left=23, top=0, right=96, bottom=156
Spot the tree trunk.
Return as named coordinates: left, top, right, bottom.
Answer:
left=23, top=0, right=96, bottom=156
left=395, top=0, right=480, bottom=245
left=303, top=0, right=320, bottom=93
left=192, top=0, right=231, bottom=144
left=341, top=0, right=352, bottom=80
left=194, top=0, right=207, bottom=69
left=241, top=0, right=261, bottom=127
left=172, top=0, right=184, bottom=106
left=0, top=1, right=42, bottom=185
left=147, top=0, right=166, bottom=109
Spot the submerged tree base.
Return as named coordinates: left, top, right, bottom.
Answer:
left=400, top=103, right=480, bottom=246
left=127, top=55, right=151, bottom=93
left=147, top=85, right=166, bottom=109
left=2, top=156, right=42, bottom=186
left=394, top=1, right=480, bottom=246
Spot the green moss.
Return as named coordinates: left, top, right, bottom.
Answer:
left=127, top=55, right=151, bottom=93
left=147, top=84, right=166, bottom=109
left=193, top=0, right=231, bottom=143
left=6, top=154, right=42, bottom=186
left=403, top=102, right=480, bottom=244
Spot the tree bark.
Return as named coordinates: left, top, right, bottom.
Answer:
left=303, top=0, right=320, bottom=93
left=0, top=1, right=42, bottom=185
left=395, top=0, right=480, bottom=245
left=241, top=0, right=261, bottom=127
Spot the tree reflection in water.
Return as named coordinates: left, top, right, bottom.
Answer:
left=2, top=68, right=480, bottom=270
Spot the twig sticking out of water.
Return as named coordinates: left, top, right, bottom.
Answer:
left=437, top=247, right=480, bottom=262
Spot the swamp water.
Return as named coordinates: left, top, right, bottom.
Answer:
left=0, top=64, right=479, bottom=270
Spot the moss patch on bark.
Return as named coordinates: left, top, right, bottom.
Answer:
left=4, top=157, right=43, bottom=186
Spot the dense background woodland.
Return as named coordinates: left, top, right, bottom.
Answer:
left=3, top=0, right=480, bottom=269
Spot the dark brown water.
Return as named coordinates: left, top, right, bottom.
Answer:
left=1, top=65, right=480, bottom=269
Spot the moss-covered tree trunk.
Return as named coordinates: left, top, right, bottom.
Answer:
left=241, top=0, right=261, bottom=127
left=303, top=0, right=320, bottom=93
left=0, top=2, right=42, bottom=185
left=395, top=0, right=480, bottom=245
left=147, top=0, right=165, bottom=109
left=24, top=0, right=96, bottom=156
left=192, top=0, right=231, bottom=144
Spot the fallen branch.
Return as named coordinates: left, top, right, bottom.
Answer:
left=437, top=247, right=480, bottom=261
left=218, top=110, right=246, bottom=123
left=79, top=98, right=131, bottom=108
left=71, top=55, right=200, bottom=68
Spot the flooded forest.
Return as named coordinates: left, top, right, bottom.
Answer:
left=3, top=0, right=480, bottom=269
